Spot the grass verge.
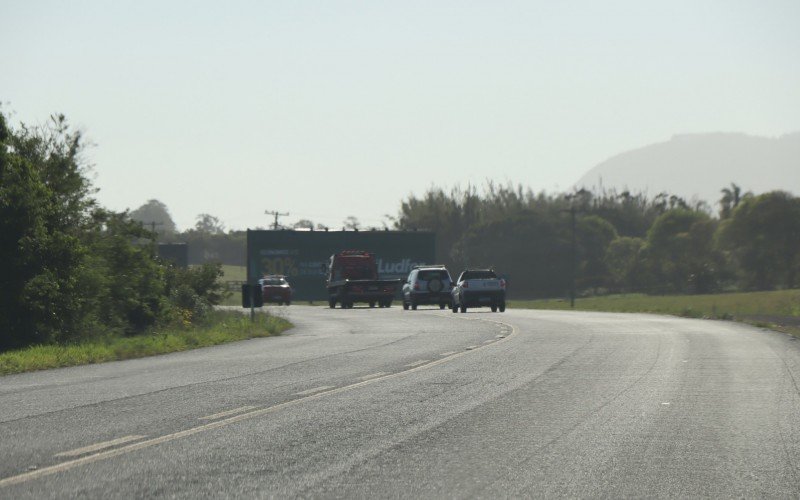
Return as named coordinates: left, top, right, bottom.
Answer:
left=0, top=310, right=292, bottom=376
left=509, top=289, right=800, bottom=337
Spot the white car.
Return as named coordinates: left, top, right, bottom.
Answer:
left=451, top=269, right=506, bottom=313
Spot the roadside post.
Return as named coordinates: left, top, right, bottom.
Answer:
left=241, top=283, right=264, bottom=322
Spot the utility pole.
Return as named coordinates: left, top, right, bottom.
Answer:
left=265, top=210, right=289, bottom=230
left=569, top=206, right=576, bottom=309
left=562, top=189, right=588, bottom=309
left=141, top=221, right=164, bottom=234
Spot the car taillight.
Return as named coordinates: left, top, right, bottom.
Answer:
left=413, top=283, right=420, bottom=290
left=500, top=279, right=506, bottom=289
left=462, top=282, right=469, bottom=288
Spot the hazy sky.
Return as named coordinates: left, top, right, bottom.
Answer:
left=2, top=0, right=799, bottom=230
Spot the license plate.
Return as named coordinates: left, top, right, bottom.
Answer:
left=479, top=296, right=491, bottom=302
left=273, top=295, right=283, bottom=299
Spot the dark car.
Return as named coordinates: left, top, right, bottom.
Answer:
left=259, top=275, right=292, bottom=305
left=402, top=265, right=453, bottom=310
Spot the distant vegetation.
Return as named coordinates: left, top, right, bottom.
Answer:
left=395, top=184, right=800, bottom=299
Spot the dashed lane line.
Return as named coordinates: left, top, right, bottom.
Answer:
left=198, top=406, right=257, bottom=421
left=54, top=436, right=146, bottom=458
left=405, top=360, right=430, bottom=368
left=293, top=386, right=335, bottom=396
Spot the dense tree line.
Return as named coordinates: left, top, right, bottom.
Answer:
left=396, top=183, right=800, bottom=298
left=0, top=113, right=224, bottom=351
left=139, top=178, right=800, bottom=301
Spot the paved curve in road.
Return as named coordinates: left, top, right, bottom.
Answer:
left=1, top=305, right=799, bottom=497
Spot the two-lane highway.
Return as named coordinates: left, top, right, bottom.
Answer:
left=1, top=306, right=799, bottom=497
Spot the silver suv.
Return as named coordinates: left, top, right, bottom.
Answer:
left=402, top=265, right=453, bottom=310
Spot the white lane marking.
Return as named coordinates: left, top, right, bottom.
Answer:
left=198, top=406, right=257, bottom=421
left=294, top=385, right=335, bottom=396
left=466, top=345, right=479, bottom=350
left=0, top=317, right=520, bottom=489
left=483, top=339, right=495, bottom=344
left=661, top=402, right=671, bottom=405
left=440, top=351, right=457, bottom=357
left=359, top=372, right=389, bottom=381
left=405, top=360, right=430, bottom=368
left=54, top=435, right=146, bottom=458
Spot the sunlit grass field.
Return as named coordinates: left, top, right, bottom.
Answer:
left=221, top=264, right=247, bottom=282
left=509, top=289, right=800, bottom=336
left=0, top=310, right=291, bottom=376
left=509, top=289, right=800, bottom=317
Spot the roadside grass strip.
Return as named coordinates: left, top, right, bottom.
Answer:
left=0, top=315, right=518, bottom=489
left=0, top=311, right=292, bottom=376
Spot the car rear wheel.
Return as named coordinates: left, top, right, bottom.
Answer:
left=439, top=303, right=446, bottom=310
left=369, top=301, right=376, bottom=308
left=491, top=305, right=497, bottom=312
left=329, top=299, right=336, bottom=308
left=460, top=305, right=467, bottom=313
left=402, top=301, right=409, bottom=310
left=499, top=302, right=506, bottom=312
left=411, top=302, right=417, bottom=310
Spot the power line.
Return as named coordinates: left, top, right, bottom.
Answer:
left=265, top=210, right=290, bottom=230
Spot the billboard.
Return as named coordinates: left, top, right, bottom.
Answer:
left=246, top=230, right=436, bottom=301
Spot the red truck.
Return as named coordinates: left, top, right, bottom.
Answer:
left=326, top=250, right=400, bottom=308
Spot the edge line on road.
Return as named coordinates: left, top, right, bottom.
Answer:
left=0, top=314, right=518, bottom=489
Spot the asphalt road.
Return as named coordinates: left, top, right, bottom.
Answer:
left=1, top=305, right=799, bottom=498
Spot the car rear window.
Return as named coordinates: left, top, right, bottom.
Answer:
left=462, top=270, right=497, bottom=280
left=418, top=270, right=449, bottom=281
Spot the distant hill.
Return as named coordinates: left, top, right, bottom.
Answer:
left=576, top=132, right=800, bottom=207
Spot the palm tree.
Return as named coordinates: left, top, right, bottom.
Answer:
left=719, top=183, right=751, bottom=219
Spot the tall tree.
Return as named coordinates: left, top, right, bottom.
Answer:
left=643, top=209, right=720, bottom=293
left=0, top=114, right=97, bottom=348
left=129, top=199, right=177, bottom=234
left=719, top=191, right=800, bottom=289
left=194, top=213, right=225, bottom=235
